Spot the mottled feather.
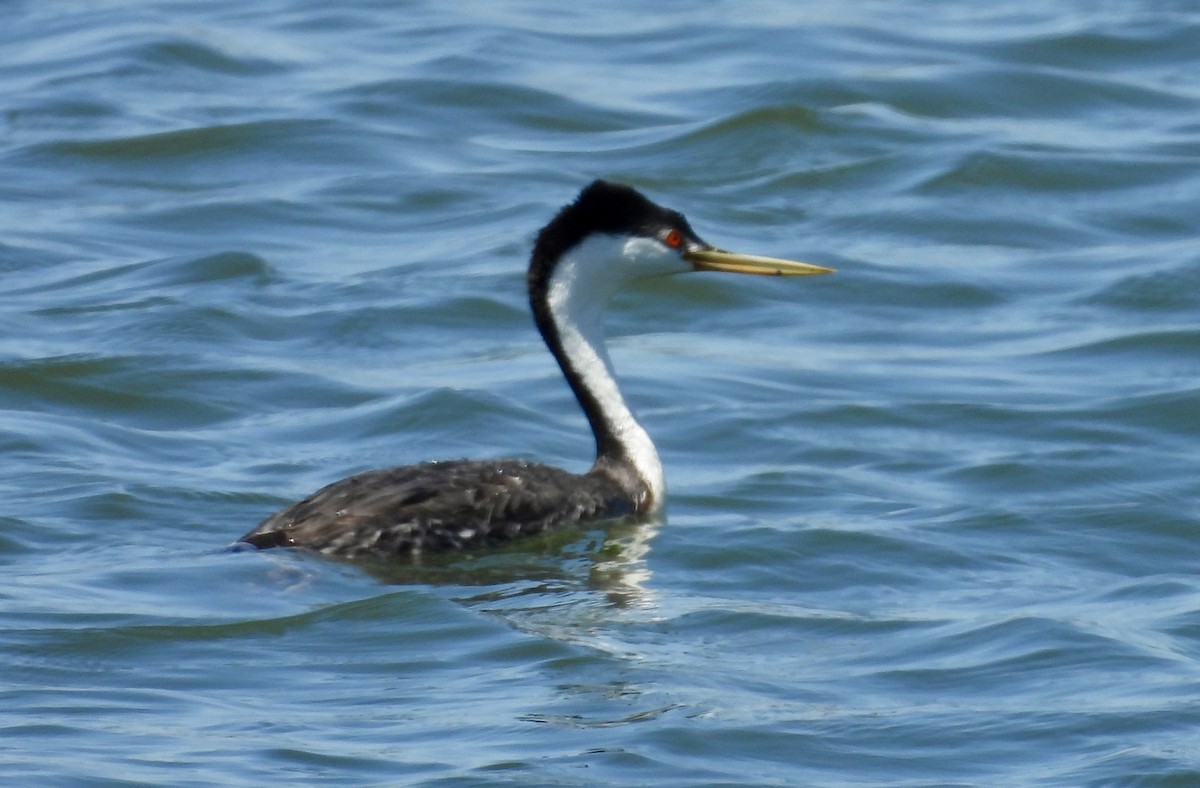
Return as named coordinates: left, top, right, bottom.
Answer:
left=240, top=459, right=638, bottom=559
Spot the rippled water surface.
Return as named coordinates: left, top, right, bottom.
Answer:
left=4, top=1, right=1200, bottom=785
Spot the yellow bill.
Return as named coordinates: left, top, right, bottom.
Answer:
left=684, top=248, right=835, bottom=277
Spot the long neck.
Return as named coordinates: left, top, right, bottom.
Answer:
left=530, top=237, right=665, bottom=511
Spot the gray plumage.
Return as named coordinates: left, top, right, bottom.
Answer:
left=239, top=459, right=640, bottom=559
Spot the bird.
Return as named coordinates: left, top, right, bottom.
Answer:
left=237, top=180, right=833, bottom=559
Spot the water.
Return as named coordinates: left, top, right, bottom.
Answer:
left=3, top=1, right=1199, bottom=784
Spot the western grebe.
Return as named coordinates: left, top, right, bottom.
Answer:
left=238, top=180, right=833, bottom=558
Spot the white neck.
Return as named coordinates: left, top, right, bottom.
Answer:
left=544, top=234, right=671, bottom=508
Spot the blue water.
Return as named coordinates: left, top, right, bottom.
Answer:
left=4, top=1, right=1200, bottom=785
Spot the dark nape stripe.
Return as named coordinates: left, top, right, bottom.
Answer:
left=526, top=181, right=696, bottom=468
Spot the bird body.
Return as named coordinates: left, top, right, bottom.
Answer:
left=240, top=459, right=638, bottom=558
left=238, top=181, right=832, bottom=559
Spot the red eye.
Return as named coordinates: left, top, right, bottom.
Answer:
left=663, top=229, right=683, bottom=249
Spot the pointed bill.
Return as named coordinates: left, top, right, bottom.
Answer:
left=684, top=248, right=835, bottom=277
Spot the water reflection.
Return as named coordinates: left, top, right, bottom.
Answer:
left=336, top=515, right=666, bottom=610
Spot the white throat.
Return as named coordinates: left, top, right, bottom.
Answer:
left=545, top=234, right=685, bottom=508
